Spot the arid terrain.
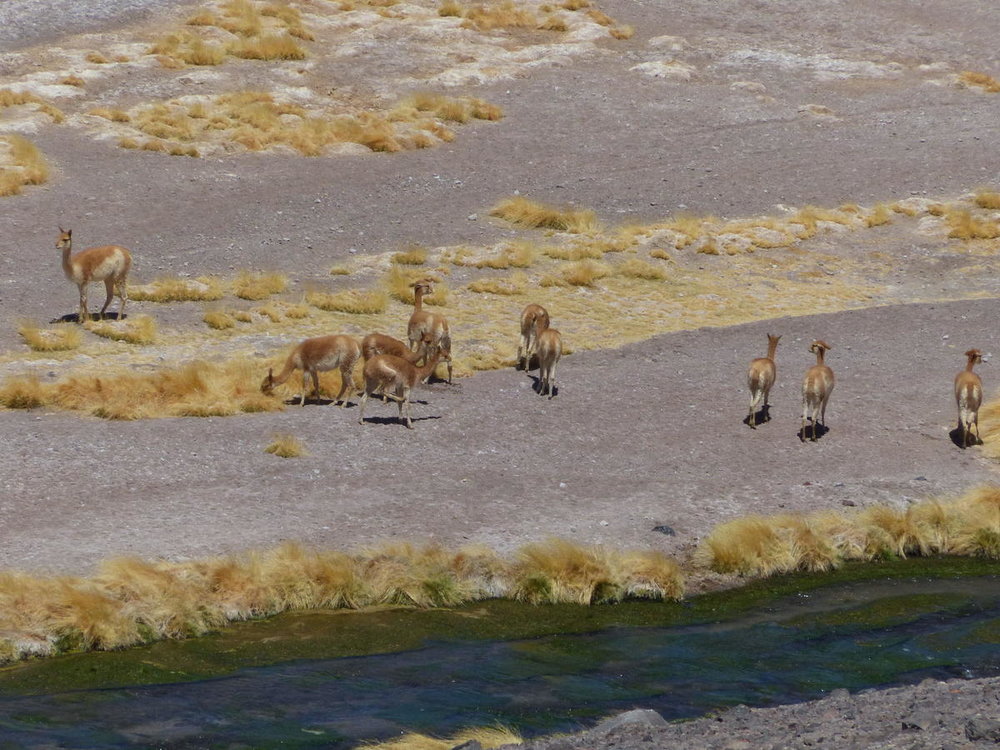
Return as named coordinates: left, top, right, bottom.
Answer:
left=1, top=0, right=1000, bottom=744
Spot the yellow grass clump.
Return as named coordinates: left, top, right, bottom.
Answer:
left=129, top=276, right=225, bottom=302
left=395, top=93, right=503, bottom=123
left=973, top=188, right=1000, bottom=210
left=203, top=310, right=236, bottom=329
left=0, top=134, right=50, bottom=197
left=384, top=267, right=448, bottom=305
left=557, top=259, right=611, bottom=287
left=490, top=196, right=600, bottom=234
left=86, top=315, right=158, bottom=345
left=306, top=289, right=389, bottom=314
left=696, top=486, right=1000, bottom=579
left=864, top=203, right=893, bottom=227
left=90, top=107, right=131, bottom=122
left=958, top=70, right=1000, bottom=93
left=265, top=433, right=308, bottom=458
left=467, top=271, right=529, bottom=295
left=392, top=246, right=428, bottom=265
left=329, top=265, right=351, bottom=276
left=364, top=726, right=523, bottom=750
left=18, top=321, right=82, bottom=352
left=0, top=539, right=684, bottom=665
left=229, top=33, right=307, bottom=60
left=460, top=0, right=540, bottom=30
left=945, top=207, right=1000, bottom=240
left=616, top=258, right=667, bottom=281
left=233, top=271, right=289, bottom=300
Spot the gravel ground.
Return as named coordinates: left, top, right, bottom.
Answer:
left=1, top=0, right=1000, bottom=746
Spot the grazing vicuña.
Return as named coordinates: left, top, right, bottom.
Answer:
left=261, top=334, right=362, bottom=406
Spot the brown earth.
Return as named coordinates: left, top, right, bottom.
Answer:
left=1, top=0, right=1000, bottom=744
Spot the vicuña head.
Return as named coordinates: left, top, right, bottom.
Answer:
left=56, top=227, right=133, bottom=323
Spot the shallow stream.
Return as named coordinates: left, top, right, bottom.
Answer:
left=0, top=561, right=997, bottom=748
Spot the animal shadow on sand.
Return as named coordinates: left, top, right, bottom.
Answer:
left=360, top=414, right=441, bottom=427
left=797, top=421, right=830, bottom=442
left=949, top=426, right=983, bottom=449
left=284, top=396, right=358, bottom=408
left=743, top=404, right=773, bottom=428
left=529, top=373, right=558, bottom=397
left=51, top=312, right=127, bottom=324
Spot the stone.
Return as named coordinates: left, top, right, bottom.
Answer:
left=965, top=717, right=1000, bottom=742
left=593, top=708, right=669, bottom=734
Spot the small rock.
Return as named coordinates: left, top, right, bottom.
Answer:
left=841, top=499, right=857, bottom=507
left=965, top=717, right=1000, bottom=742
left=652, top=525, right=676, bottom=536
left=914, top=476, right=928, bottom=481
left=901, top=712, right=936, bottom=731
left=593, top=709, right=669, bottom=734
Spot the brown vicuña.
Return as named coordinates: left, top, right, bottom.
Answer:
left=56, top=227, right=132, bottom=323
left=357, top=341, right=445, bottom=428
left=517, top=302, right=550, bottom=370
left=362, top=332, right=426, bottom=364
left=747, top=333, right=780, bottom=428
left=407, top=280, right=452, bottom=384
left=955, top=348, right=984, bottom=448
left=261, top=334, right=361, bottom=406
left=536, top=327, right=562, bottom=398
left=801, top=340, right=834, bottom=442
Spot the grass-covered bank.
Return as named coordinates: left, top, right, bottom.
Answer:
left=0, top=555, right=995, bottom=698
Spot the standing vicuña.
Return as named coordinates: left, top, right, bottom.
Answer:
left=801, top=340, right=834, bottom=441
left=407, top=280, right=452, bottom=384
left=517, top=303, right=550, bottom=370
left=56, top=227, right=132, bottom=323
left=955, top=348, right=984, bottom=448
left=357, top=344, right=445, bottom=428
left=536, top=328, right=562, bottom=398
left=747, top=333, right=780, bottom=428
left=261, top=334, right=361, bottom=406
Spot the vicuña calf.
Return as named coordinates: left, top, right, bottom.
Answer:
left=517, top=303, right=550, bottom=370
left=407, top=280, right=452, bottom=383
left=747, top=333, right=780, bottom=428
left=801, top=340, right=834, bottom=442
left=536, top=328, right=562, bottom=398
left=56, top=227, right=132, bottom=323
left=261, top=334, right=361, bottom=406
left=358, top=345, right=445, bottom=428
left=955, top=348, right=984, bottom=448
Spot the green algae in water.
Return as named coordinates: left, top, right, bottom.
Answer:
left=0, top=556, right=996, bottom=697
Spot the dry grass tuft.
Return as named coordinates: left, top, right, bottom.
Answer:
left=18, top=321, right=82, bottom=352
left=0, top=376, right=47, bottom=409
left=60, top=75, right=86, bottom=87
left=973, top=188, right=1000, bottom=210
left=490, top=196, right=600, bottom=234
left=306, top=289, right=389, bottom=314
left=265, top=433, right=308, bottom=458
left=329, top=265, right=351, bottom=276
left=90, top=107, right=131, bottom=122
left=558, top=259, right=611, bottom=287
left=203, top=310, right=236, bottom=329
left=958, top=70, right=1000, bottom=93
left=944, top=207, right=1000, bottom=240
left=233, top=271, right=288, bottom=300
left=616, top=258, right=666, bottom=280
left=396, top=93, right=503, bottom=123
left=467, top=271, right=529, bottom=295
left=0, top=134, right=50, bottom=197
left=229, top=33, right=307, bottom=60
left=696, top=486, right=1000, bottom=578
left=364, top=726, right=523, bottom=750
left=384, top=267, right=448, bottom=305
left=86, top=315, right=158, bottom=345
left=130, top=276, right=225, bottom=302
left=864, top=203, right=893, bottom=227
left=392, top=246, right=428, bottom=265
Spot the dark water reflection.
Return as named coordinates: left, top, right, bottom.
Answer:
left=0, top=576, right=997, bottom=748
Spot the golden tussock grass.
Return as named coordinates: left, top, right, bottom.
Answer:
left=491, top=196, right=600, bottom=234
left=864, top=203, right=893, bottom=227
left=203, top=309, right=236, bottom=329
left=85, top=315, right=158, bottom=345
left=460, top=0, right=540, bottom=30
left=0, top=89, right=63, bottom=122
left=130, top=276, right=225, bottom=302
left=973, top=188, right=1000, bottom=210
left=265, top=433, right=308, bottom=458
left=616, top=258, right=666, bottom=281
left=233, top=270, right=288, bottom=300
left=958, top=70, right=1000, bottom=93
left=85, top=51, right=110, bottom=63
left=396, top=93, right=503, bottom=124
left=329, top=265, right=351, bottom=276
left=0, top=539, right=683, bottom=664
left=228, top=33, right=307, bottom=60
left=454, top=242, right=538, bottom=269
left=90, top=107, right=131, bottom=122
left=18, top=322, right=82, bottom=352
left=945, top=207, right=1000, bottom=240
left=0, top=134, right=50, bottom=197
left=695, top=486, right=1000, bottom=579
left=556, top=259, right=611, bottom=287
left=60, top=75, right=86, bottom=87
left=306, top=289, right=389, bottom=314
left=542, top=243, right=604, bottom=261
left=363, top=725, right=522, bottom=750
left=467, top=271, right=528, bottom=295
left=392, top=246, right=428, bottom=265
left=438, top=0, right=462, bottom=16
left=384, top=267, right=448, bottom=305
left=608, top=24, right=634, bottom=39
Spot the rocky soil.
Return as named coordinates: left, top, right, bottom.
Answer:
left=1, top=0, right=1000, bottom=746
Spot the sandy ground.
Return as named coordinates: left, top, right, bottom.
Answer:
left=1, top=0, right=1000, bottom=743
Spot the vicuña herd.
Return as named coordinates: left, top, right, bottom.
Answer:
left=54, top=229, right=987, bottom=439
